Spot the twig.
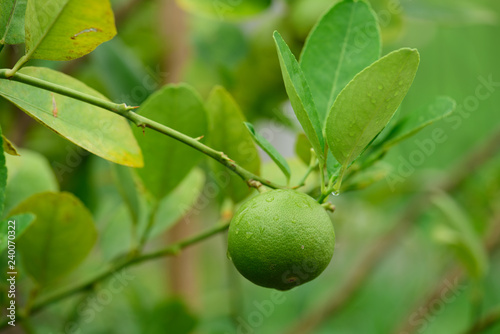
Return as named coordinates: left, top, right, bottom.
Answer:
left=283, top=126, right=500, bottom=334
left=0, top=222, right=230, bottom=329
left=0, top=69, right=285, bottom=190
left=394, top=211, right=500, bottom=334
left=464, top=307, right=500, bottom=334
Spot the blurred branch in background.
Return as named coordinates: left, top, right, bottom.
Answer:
left=0, top=221, right=230, bottom=329
left=159, top=0, right=199, bottom=312
left=284, top=126, right=500, bottom=334
left=395, top=210, right=500, bottom=334
left=465, top=306, right=500, bottom=334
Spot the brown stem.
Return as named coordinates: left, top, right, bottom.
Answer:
left=394, top=211, right=500, bottom=334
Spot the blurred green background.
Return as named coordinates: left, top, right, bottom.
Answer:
left=1, top=0, right=500, bottom=333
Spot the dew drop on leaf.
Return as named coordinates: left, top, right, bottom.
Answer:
left=331, top=191, right=340, bottom=196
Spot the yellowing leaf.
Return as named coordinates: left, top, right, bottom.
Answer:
left=25, top=0, right=116, bottom=61
left=0, top=67, right=143, bottom=167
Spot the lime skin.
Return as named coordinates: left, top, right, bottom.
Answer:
left=228, top=189, right=335, bottom=290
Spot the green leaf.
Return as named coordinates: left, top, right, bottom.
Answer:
left=0, top=128, right=6, bottom=218
left=325, top=48, right=420, bottom=170
left=4, top=149, right=58, bottom=216
left=11, top=192, right=97, bottom=285
left=326, top=150, right=341, bottom=179
left=24, top=0, right=116, bottom=61
left=0, top=67, right=143, bottom=167
left=2, top=135, right=19, bottom=156
left=244, top=122, right=290, bottom=182
left=295, top=133, right=312, bottom=166
left=383, top=96, right=456, bottom=149
left=432, top=192, right=488, bottom=279
left=149, top=168, right=205, bottom=239
left=0, top=0, right=27, bottom=45
left=177, top=0, right=271, bottom=20
left=300, top=0, right=381, bottom=124
left=133, top=84, right=208, bottom=199
left=99, top=204, right=133, bottom=261
left=111, top=164, right=141, bottom=225
left=206, top=86, right=260, bottom=203
left=274, top=31, right=325, bottom=164
left=0, top=213, right=35, bottom=252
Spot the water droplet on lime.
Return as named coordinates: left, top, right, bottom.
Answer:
left=246, top=232, right=253, bottom=239
left=266, top=196, right=274, bottom=202
left=378, top=85, right=383, bottom=90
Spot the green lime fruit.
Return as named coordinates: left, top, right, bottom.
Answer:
left=227, top=189, right=335, bottom=290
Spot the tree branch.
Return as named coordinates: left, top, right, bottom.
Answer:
left=0, top=222, right=230, bottom=330
left=0, top=69, right=284, bottom=190
left=464, top=307, right=500, bottom=334
left=394, top=211, right=500, bottom=334
left=283, top=126, right=500, bottom=334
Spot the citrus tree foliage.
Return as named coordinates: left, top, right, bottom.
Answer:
left=2, top=0, right=485, bottom=332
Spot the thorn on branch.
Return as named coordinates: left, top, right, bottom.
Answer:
left=194, top=135, right=204, bottom=141
left=221, top=152, right=234, bottom=162
left=248, top=179, right=264, bottom=192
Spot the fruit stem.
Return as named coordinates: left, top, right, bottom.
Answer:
left=0, top=69, right=286, bottom=191
left=321, top=202, right=335, bottom=212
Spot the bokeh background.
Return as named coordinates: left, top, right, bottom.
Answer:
left=1, top=0, right=500, bottom=333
